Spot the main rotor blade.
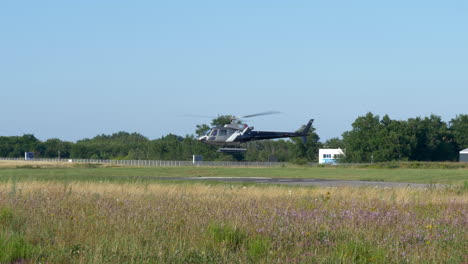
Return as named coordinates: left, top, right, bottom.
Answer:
left=182, top=111, right=280, bottom=120
left=179, top=114, right=217, bottom=118
left=238, top=111, right=281, bottom=119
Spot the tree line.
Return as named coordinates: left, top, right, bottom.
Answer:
left=0, top=113, right=466, bottom=162
left=338, top=113, right=467, bottom=162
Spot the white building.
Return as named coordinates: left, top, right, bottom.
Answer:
left=318, top=149, right=344, bottom=164
left=460, top=148, right=468, bottom=162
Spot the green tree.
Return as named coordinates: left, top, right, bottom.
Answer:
left=407, top=115, right=457, bottom=161
left=42, top=138, right=73, bottom=158
left=245, top=140, right=296, bottom=162
left=70, top=132, right=149, bottom=159
left=0, top=134, right=40, bottom=158
left=342, top=112, right=381, bottom=162
left=211, top=115, right=238, bottom=127
left=323, top=137, right=344, bottom=149
left=291, top=123, right=320, bottom=162
left=450, top=114, right=468, bottom=151
left=372, top=115, right=411, bottom=161
left=195, top=124, right=210, bottom=137
left=342, top=113, right=458, bottom=163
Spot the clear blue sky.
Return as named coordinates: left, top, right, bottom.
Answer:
left=1, top=1, right=467, bottom=142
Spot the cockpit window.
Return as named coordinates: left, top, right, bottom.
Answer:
left=210, top=129, right=218, bottom=136
left=219, top=130, right=227, bottom=136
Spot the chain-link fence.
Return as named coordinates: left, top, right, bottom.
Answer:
left=0, top=157, right=285, bottom=167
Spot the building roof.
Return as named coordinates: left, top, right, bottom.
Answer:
left=319, top=148, right=344, bottom=153
left=460, top=148, right=468, bottom=154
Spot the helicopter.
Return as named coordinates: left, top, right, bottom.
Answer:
left=197, top=111, right=314, bottom=153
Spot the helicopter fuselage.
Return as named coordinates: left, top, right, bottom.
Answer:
left=198, top=119, right=313, bottom=147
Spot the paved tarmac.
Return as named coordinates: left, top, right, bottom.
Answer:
left=159, top=177, right=440, bottom=188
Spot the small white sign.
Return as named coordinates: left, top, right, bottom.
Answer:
left=25, top=152, right=34, bottom=160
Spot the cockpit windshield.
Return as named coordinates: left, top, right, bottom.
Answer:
left=210, top=129, right=218, bottom=136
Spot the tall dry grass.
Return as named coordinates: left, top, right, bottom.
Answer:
left=0, top=160, right=121, bottom=169
left=0, top=160, right=75, bottom=169
left=0, top=181, right=466, bottom=263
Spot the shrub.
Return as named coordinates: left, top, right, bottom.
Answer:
left=207, top=223, right=246, bottom=251
left=0, top=231, right=36, bottom=263
left=246, top=236, right=271, bottom=261
left=334, top=241, right=386, bottom=264
left=0, top=207, right=14, bottom=223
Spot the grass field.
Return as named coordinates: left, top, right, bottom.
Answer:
left=0, top=161, right=467, bottom=263
left=1, top=160, right=467, bottom=185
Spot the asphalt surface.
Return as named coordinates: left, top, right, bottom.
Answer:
left=159, top=177, right=441, bottom=188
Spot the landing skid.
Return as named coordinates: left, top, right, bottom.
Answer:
left=217, top=147, right=247, bottom=153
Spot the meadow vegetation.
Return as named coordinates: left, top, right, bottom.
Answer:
left=0, top=180, right=466, bottom=263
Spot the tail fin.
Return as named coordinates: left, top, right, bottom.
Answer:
left=301, top=119, right=314, bottom=144
left=302, top=119, right=314, bottom=136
